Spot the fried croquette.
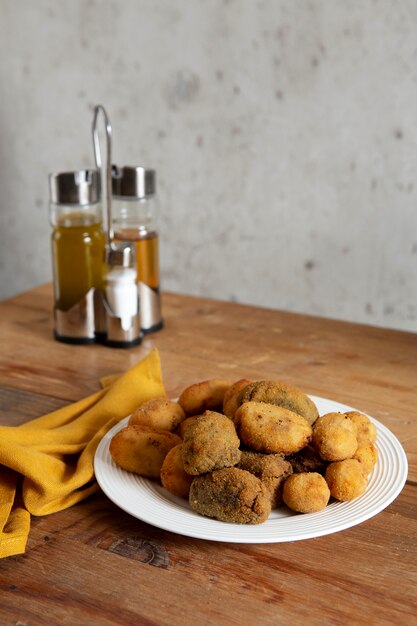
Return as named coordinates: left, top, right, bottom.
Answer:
left=236, top=401, right=312, bottom=455
left=109, top=425, right=182, bottom=479
left=181, top=411, right=241, bottom=475
left=312, top=413, right=357, bottom=461
left=352, top=441, right=378, bottom=475
left=128, top=397, right=185, bottom=432
left=189, top=467, right=271, bottom=524
left=282, top=472, right=330, bottom=513
left=237, top=450, right=292, bottom=508
left=176, top=415, right=199, bottom=439
left=286, top=445, right=328, bottom=475
left=160, top=444, right=194, bottom=499
left=223, top=378, right=252, bottom=421
left=237, top=380, right=319, bottom=426
left=178, top=379, right=232, bottom=416
left=325, top=459, right=368, bottom=501
left=345, top=411, right=377, bottom=445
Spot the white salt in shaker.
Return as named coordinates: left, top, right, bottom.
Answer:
left=103, top=242, right=142, bottom=347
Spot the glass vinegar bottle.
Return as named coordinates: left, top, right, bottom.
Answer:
left=112, top=165, right=163, bottom=333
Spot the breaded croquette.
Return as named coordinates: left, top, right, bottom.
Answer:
left=286, top=445, right=328, bottom=475
left=109, top=425, right=182, bottom=479
left=129, top=397, right=185, bottom=432
left=236, top=401, right=312, bottom=455
left=325, top=459, right=368, bottom=501
left=160, top=444, right=194, bottom=499
left=345, top=411, right=377, bottom=445
left=237, top=450, right=292, bottom=507
left=223, top=378, right=252, bottom=421
left=312, top=413, right=358, bottom=461
left=352, top=441, right=378, bottom=475
left=176, top=415, right=199, bottom=439
left=237, top=380, right=319, bottom=425
left=181, top=411, right=241, bottom=475
left=282, top=472, right=330, bottom=513
left=178, top=379, right=232, bottom=416
left=189, top=467, right=272, bottom=524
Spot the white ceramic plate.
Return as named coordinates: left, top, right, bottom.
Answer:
left=94, top=396, right=408, bottom=543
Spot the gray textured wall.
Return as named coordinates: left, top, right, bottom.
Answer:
left=1, top=0, right=416, bottom=332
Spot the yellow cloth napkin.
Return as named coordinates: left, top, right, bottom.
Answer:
left=0, top=348, right=165, bottom=559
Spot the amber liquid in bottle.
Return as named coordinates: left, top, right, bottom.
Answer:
left=51, top=213, right=105, bottom=311
left=113, top=228, right=160, bottom=290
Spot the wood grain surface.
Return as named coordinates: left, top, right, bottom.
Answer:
left=1, top=284, right=416, bottom=626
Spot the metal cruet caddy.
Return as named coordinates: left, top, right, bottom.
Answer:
left=48, top=105, right=160, bottom=347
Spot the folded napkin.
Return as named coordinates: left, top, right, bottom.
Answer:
left=0, top=348, right=165, bottom=559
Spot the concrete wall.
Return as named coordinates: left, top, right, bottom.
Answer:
left=1, top=0, right=416, bottom=332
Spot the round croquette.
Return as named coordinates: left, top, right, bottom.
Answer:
left=325, top=459, right=368, bottom=501
left=312, top=413, right=358, bottom=461
left=352, top=442, right=378, bottom=475
left=345, top=411, right=377, bottom=445
left=282, top=472, right=330, bottom=513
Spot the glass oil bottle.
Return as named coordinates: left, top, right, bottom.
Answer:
left=49, top=169, right=104, bottom=343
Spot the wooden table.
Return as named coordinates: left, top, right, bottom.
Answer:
left=0, top=285, right=416, bottom=625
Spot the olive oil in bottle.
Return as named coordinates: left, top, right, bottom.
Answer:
left=49, top=170, right=105, bottom=342
left=52, top=214, right=104, bottom=311
left=112, top=166, right=163, bottom=333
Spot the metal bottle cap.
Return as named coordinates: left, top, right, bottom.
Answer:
left=106, top=242, right=135, bottom=268
left=49, top=169, right=101, bottom=205
left=112, top=165, right=156, bottom=199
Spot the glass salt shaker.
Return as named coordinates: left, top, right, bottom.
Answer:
left=103, top=242, right=143, bottom=347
